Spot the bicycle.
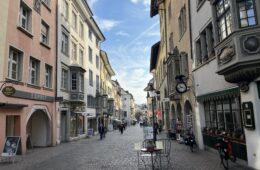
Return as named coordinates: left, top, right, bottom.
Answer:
left=215, top=135, right=236, bottom=170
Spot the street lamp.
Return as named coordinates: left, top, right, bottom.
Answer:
left=144, top=84, right=158, bottom=143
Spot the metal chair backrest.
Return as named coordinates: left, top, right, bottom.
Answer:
left=156, top=139, right=171, bottom=155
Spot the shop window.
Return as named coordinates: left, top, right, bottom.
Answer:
left=203, top=97, right=243, bottom=133
left=70, top=113, right=77, bottom=137
left=6, top=116, right=20, bottom=136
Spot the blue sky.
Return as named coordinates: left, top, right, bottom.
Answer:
left=87, top=0, right=160, bottom=104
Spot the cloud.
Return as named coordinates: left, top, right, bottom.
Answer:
left=86, top=0, right=98, bottom=9
left=95, top=18, right=120, bottom=31
left=116, top=31, right=130, bottom=37
left=130, top=0, right=150, bottom=6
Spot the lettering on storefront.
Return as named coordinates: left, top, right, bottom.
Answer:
left=11, top=90, right=54, bottom=102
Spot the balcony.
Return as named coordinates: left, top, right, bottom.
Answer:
left=70, top=91, right=85, bottom=103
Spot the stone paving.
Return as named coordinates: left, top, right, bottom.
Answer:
left=0, top=125, right=253, bottom=170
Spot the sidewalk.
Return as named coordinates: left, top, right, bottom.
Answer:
left=157, top=131, right=253, bottom=170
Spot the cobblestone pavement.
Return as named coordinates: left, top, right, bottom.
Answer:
left=0, top=125, right=252, bottom=170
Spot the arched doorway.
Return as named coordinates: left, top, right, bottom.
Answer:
left=176, top=103, right=183, bottom=134
left=26, top=109, right=51, bottom=148
left=171, top=104, right=176, bottom=133
left=184, top=100, right=193, bottom=133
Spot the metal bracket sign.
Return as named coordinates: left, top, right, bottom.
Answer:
left=2, top=86, right=16, bottom=96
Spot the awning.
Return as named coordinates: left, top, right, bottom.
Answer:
left=0, top=102, right=28, bottom=109
left=197, top=87, right=240, bottom=102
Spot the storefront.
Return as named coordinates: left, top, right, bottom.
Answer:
left=198, top=87, right=247, bottom=161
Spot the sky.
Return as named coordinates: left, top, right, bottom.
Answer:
left=86, top=0, right=160, bottom=104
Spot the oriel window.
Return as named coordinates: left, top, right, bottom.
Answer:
left=238, top=0, right=257, bottom=27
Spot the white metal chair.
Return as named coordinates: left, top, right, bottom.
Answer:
left=156, top=139, right=171, bottom=169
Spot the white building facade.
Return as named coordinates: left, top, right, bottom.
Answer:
left=191, top=0, right=260, bottom=169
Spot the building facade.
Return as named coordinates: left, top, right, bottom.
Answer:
left=56, top=0, right=104, bottom=143
left=191, top=0, right=260, bottom=169
left=0, top=0, right=57, bottom=154
left=99, top=50, right=115, bottom=128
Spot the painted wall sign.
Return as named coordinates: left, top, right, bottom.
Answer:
left=11, top=90, right=54, bottom=102
left=2, top=86, right=16, bottom=96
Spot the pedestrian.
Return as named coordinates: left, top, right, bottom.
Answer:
left=98, top=123, right=104, bottom=140
left=120, top=123, right=124, bottom=134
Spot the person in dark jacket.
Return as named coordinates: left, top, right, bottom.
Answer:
left=98, top=123, right=105, bottom=140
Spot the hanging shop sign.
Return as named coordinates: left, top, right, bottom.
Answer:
left=2, top=86, right=16, bottom=96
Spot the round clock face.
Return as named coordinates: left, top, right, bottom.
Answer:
left=176, top=82, right=187, bottom=93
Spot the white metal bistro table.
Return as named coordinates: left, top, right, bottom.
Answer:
left=140, top=147, right=162, bottom=170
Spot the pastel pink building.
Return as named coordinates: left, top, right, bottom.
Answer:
left=0, top=0, right=57, bottom=154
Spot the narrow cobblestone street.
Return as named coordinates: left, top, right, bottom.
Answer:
left=0, top=125, right=252, bottom=170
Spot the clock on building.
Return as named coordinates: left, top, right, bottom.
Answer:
left=176, top=82, right=187, bottom=93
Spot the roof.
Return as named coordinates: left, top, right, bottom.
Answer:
left=150, top=41, right=160, bottom=72
left=100, top=50, right=115, bottom=76
left=150, top=0, right=159, bottom=17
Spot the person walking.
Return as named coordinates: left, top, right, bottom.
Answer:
left=98, top=123, right=104, bottom=140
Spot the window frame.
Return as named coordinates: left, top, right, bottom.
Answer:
left=8, top=47, right=23, bottom=81
left=61, top=67, right=69, bottom=90
left=71, top=41, right=77, bottom=61
left=88, top=46, right=92, bottom=63
left=41, top=20, right=49, bottom=45
left=19, top=1, right=32, bottom=33
left=215, top=0, right=232, bottom=41
left=29, top=57, right=40, bottom=86
left=89, top=69, right=93, bottom=86
left=237, top=0, right=257, bottom=28
left=45, top=64, right=52, bottom=88
left=61, top=30, right=69, bottom=56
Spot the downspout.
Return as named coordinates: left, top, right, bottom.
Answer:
left=188, top=0, right=193, bottom=61
left=55, top=0, right=58, bottom=145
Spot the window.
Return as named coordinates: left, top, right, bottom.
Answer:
left=19, top=1, right=32, bottom=32
left=88, top=47, right=92, bottom=63
left=45, top=64, right=52, bottom=88
left=61, top=31, right=69, bottom=55
left=216, top=0, right=232, bottom=40
left=42, top=0, right=50, bottom=6
left=87, top=95, right=95, bottom=108
left=63, top=0, right=68, bottom=20
left=79, top=73, right=84, bottom=92
left=79, top=21, right=84, bottom=39
left=238, top=0, right=257, bottom=28
left=96, top=39, right=99, bottom=48
left=178, top=6, right=186, bottom=39
left=41, top=21, right=49, bottom=45
left=34, top=0, right=41, bottom=13
left=89, top=29, right=93, bottom=41
left=96, top=55, right=99, bottom=68
left=96, top=75, right=99, bottom=91
left=29, top=57, right=40, bottom=85
left=8, top=47, right=23, bottom=81
left=71, top=72, right=77, bottom=90
left=71, top=41, right=77, bottom=61
left=89, top=69, right=93, bottom=86
left=204, top=97, right=243, bottom=132
left=79, top=49, right=84, bottom=66
left=195, top=23, right=215, bottom=66
left=61, top=68, right=68, bottom=90
left=71, top=11, right=77, bottom=31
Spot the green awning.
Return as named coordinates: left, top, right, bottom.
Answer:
left=197, top=87, right=240, bottom=101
